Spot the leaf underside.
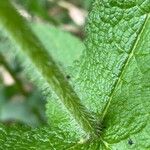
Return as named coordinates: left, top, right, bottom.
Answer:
left=0, top=0, right=150, bottom=150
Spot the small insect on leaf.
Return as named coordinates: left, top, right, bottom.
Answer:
left=66, top=75, right=71, bottom=80
left=128, top=139, right=134, bottom=145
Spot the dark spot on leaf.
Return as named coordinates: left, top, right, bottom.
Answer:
left=66, top=75, right=71, bottom=79
left=128, top=139, right=134, bottom=145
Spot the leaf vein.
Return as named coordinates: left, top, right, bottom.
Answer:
left=101, top=14, right=150, bottom=121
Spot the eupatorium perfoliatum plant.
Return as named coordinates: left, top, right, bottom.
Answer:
left=0, top=0, right=150, bottom=149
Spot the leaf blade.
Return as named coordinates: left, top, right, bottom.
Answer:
left=0, top=0, right=98, bottom=136
left=75, top=0, right=150, bottom=148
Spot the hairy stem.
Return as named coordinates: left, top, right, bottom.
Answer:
left=0, top=0, right=99, bottom=135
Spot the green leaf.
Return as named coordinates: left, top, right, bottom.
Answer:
left=73, top=0, right=150, bottom=149
left=0, top=22, right=84, bottom=92
left=30, top=23, right=84, bottom=68
left=0, top=123, right=105, bottom=150
left=0, top=23, right=84, bottom=69
left=0, top=0, right=99, bottom=143
left=0, top=86, right=46, bottom=127
left=0, top=0, right=150, bottom=149
left=0, top=124, right=78, bottom=150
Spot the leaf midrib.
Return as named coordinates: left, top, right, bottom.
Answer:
left=101, top=14, right=149, bottom=121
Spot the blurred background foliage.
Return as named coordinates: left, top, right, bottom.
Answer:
left=0, top=0, right=92, bottom=128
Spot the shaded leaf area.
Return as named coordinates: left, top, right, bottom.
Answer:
left=0, top=31, right=47, bottom=127
left=0, top=10, right=87, bottom=137
left=73, top=0, right=150, bottom=149
left=0, top=0, right=97, bottom=146
left=0, top=20, right=89, bottom=138
left=0, top=23, right=84, bottom=70
left=0, top=123, right=110, bottom=150
left=0, top=84, right=46, bottom=127
left=31, top=23, right=84, bottom=68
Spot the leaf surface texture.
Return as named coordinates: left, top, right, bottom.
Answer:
left=0, top=0, right=150, bottom=149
